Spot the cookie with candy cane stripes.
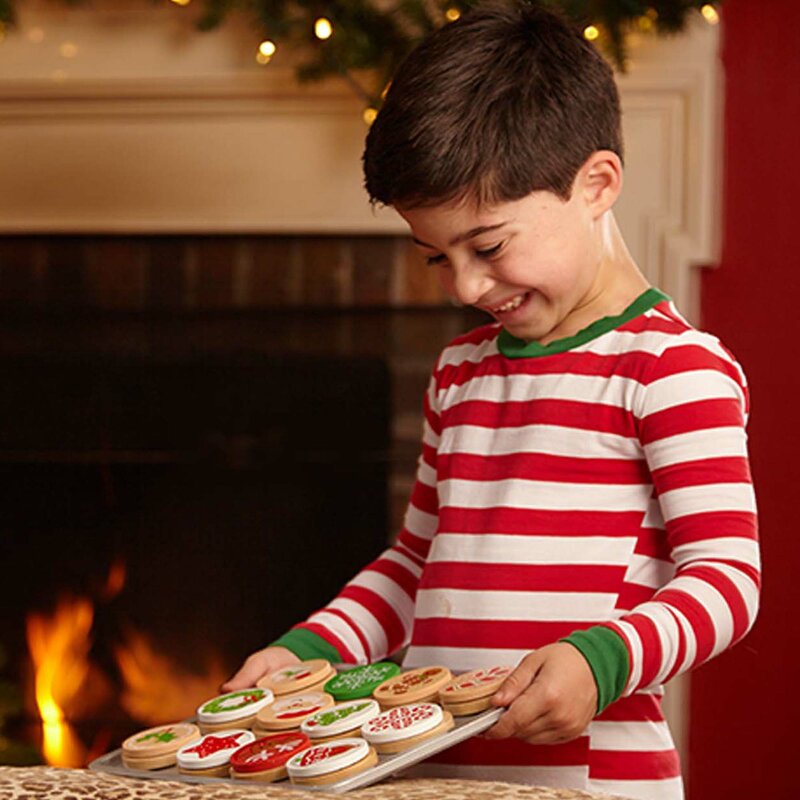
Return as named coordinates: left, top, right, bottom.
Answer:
left=324, top=662, right=401, bottom=701
left=360, top=702, right=454, bottom=754
left=301, top=699, right=381, bottom=742
left=372, top=666, right=452, bottom=708
left=196, top=688, right=273, bottom=733
left=121, top=722, right=201, bottom=770
left=176, top=729, right=255, bottom=777
left=253, top=690, right=334, bottom=733
left=230, top=731, right=311, bottom=782
left=438, top=665, right=513, bottom=715
left=257, top=659, right=335, bottom=696
left=286, top=738, right=378, bottom=786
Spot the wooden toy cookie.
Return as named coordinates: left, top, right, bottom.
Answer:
left=196, top=688, right=273, bottom=733
left=372, top=666, right=453, bottom=708
left=176, top=729, right=255, bottom=777
left=324, top=662, right=401, bottom=701
left=439, top=665, right=513, bottom=715
left=257, top=659, right=335, bottom=696
left=360, top=702, right=454, bottom=754
left=286, top=738, right=378, bottom=786
left=230, top=731, right=311, bottom=782
left=301, top=699, right=381, bottom=741
left=253, top=690, right=335, bottom=734
left=121, top=722, right=200, bottom=770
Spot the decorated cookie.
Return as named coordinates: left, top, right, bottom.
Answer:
left=361, top=702, right=453, bottom=753
left=439, top=666, right=513, bottom=715
left=286, top=737, right=378, bottom=786
left=257, top=659, right=336, bottom=696
left=176, top=729, right=255, bottom=777
left=301, top=699, right=381, bottom=739
left=197, top=688, right=273, bottom=727
left=121, top=722, right=200, bottom=770
left=324, top=662, right=401, bottom=701
left=372, top=666, right=453, bottom=708
left=230, top=732, right=311, bottom=782
left=254, top=691, right=335, bottom=732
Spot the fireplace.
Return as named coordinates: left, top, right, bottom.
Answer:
left=0, top=233, right=483, bottom=766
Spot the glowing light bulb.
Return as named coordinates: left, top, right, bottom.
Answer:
left=445, top=7, right=461, bottom=22
left=701, top=5, right=719, bottom=24
left=583, top=25, right=600, bottom=41
left=315, top=18, right=333, bottom=40
left=59, top=42, right=78, bottom=59
left=171, top=0, right=192, bottom=6
left=363, top=107, right=378, bottom=125
left=259, top=40, right=277, bottom=58
left=638, top=15, right=654, bottom=32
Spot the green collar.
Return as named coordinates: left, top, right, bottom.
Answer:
left=497, top=287, right=670, bottom=359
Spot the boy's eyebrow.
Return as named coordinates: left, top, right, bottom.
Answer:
left=412, top=222, right=509, bottom=249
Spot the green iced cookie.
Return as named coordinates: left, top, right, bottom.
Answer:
left=324, top=662, right=402, bottom=700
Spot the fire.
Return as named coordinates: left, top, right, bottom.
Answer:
left=26, top=596, right=93, bottom=767
left=115, top=628, right=228, bottom=725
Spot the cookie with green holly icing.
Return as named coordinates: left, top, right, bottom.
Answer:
left=196, top=687, right=273, bottom=733
left=324, top=662, right=401, bottom=701
left=121, top=722, right=201, bottom=770
left=301, top=698, right=381, bottom=740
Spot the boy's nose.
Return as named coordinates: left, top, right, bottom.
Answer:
left=450, top=262, right=495, bottom=307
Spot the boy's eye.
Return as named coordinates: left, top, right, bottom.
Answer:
left=424, top=243, right=503, bottom=267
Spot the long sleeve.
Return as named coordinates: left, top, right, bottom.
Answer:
left=283, top=370, right=442, bottom=664
left=594, top=337, right=760, bottom=695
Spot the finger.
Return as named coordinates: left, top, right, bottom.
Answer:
left=221, top=658, right=268, bottom=692
left=484, top=690, right=550, bottom=740
left=491, top=652, right=544, bottom=708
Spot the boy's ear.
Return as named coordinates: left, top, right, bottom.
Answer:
left=577, top=150, right=623, bottom=218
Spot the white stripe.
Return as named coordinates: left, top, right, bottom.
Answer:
left=613, top=620, right=644, bottom=694
left=582, top=327, right=685, bottom=357
left=416, top=459, right=437, bottom=487
left=429, top=533, right=636, bottom=567
left=382, top=546, right=424, bottom=580
left=658, top=482, right=757, bottom=521
left=624, top=601, right=684, bottom=687
left=440, top=477, right=650, bottom=512
left=666, top=575, right=734, bottom=657
left=414, top=588, right=618, bottom=622
left=437, top=372, right=642, bottom=409
left=644, top=427, right=748, bottom=470
left=403, top=645, right=526, bottom=672
left=408, top=763, right=590, bottom=789
left=588, top=719, right=675, bottom=751
left=437, top=337, right=500, bottom=369
left=421, top=422, right=440, bottom=449
left=403, top=504, right=438, bottom=539
left=440, top=424, right=641, bottom=459
left=671, top=537, right=760, bottom=570
left=589, top=777, right=683, bottom=800
left=305, top=611, right=368, bottom=663
left=349, top=571, right=415, bottom=628
left=625, top=553, right=675, bottom=589
left=640, top=369, right=746, bottom=416
left=326, top=598, right=388, bottom=661
left=712, top=561, right=760, bottom=623
left=669, top=604, right=697, bottom=677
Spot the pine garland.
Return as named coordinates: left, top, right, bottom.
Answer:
left=0, top=0, right=720, bottom=109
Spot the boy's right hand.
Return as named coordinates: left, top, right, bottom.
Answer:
left=221, top=646, right=301, bottom=692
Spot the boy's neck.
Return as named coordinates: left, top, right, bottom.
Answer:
left=537, top=211, right=650, bottom=346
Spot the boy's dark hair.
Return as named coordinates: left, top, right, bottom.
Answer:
left=363, top=0, right=623, bottom=209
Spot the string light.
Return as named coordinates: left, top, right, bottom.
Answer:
left=170, top=0, right=192, bottom=6
left=363, top=107, right=378, bottom=125
left=445, top=7, right=461, bottom=22
left=256, top=39, right=277, bottom=64
left=583, top=25, right=600, bottom=41
left=700, top=4, right=719, bottom=24
left=314, top=17, right=333, bottom=40
left=637, top=15, right=654, bottom=32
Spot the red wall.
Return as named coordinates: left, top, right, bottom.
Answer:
left=693, top=1, right=800, bottom=797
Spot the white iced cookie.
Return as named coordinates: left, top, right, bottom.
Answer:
left=360, top=702, right=454, bottom=753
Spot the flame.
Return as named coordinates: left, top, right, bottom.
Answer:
left=26, top=597, right=93, bottom=767
left=115, top=628, right=228, bottom=725
left=102, top=558, right=127, bottom=601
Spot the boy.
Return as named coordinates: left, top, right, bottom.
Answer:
left=225, top=4, right=760, bottom=798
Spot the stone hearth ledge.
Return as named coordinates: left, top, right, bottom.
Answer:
left=0, top=766, right=625, bottom=800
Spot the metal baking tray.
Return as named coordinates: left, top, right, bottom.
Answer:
left=90, top=707, right=503, bottom=793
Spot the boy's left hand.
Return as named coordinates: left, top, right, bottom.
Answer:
left=484, top=643, right=597, bottom=745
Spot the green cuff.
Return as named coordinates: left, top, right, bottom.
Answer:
left=561, top=626, right=630, bottom=715
left=271, top=627, right=343, bottom=663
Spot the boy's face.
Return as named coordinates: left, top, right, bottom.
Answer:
left=398, top=186, right=608, bottom=344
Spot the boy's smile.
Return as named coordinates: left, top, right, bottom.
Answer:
left=398, top=154, right=649, bottom=345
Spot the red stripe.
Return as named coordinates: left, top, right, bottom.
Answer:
left=634, top=528, right=673, bottom=560
left=367, top=558, right=420, bottom=599
left=653, top=587, right=716, bottom=665
left=590, top=747, right=681, bottom=780
left=662, top=605, right=688, bottom=684
left=639, top=397, right=744, bottom=443
left=421, top=442, right=437, bottom=468
left=651, top=300, right=687, bottom=328
left=409, top=480, right=438, bottom=514
left=625, top=613, right=663, bottom=688
left=644, top=342, right=744, bottom=386
left=428, top=734, right=589, bottom=767
left=616, top=581, right=657, bottom=610
left=437, top=452, right=650, bottom=485
left=595, top=692, right=665, bottom=723
left=418, top=561, right=626, bottom=593
left=618, top=314, right=686, bottom=335
left=397, top=528, right=434, bottom=560
left=665, top=510, right=758, bottom=547
left=680, top=564, right=754, bottom=643
left=423, top=392, right=441, bottom=435
left=438, top=507, right=646, bottom=536
left=411, top=618, right=590, bottom=649
left=652, top=456, right=752, bottom=491
left=446, top=322, right=500, bottom=349
left=441, top=398, right=638, bottom=437
left=319, top=607, right=373, bottom=662
left=298, top=623, right=356, bottom=663
left=338, top=585, right=407, bottom=654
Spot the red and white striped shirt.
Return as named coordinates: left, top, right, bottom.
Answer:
left=295, top=290, right=760, bottom=800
